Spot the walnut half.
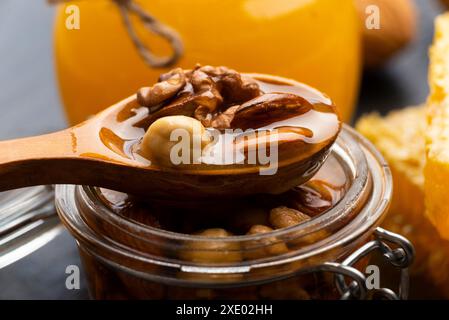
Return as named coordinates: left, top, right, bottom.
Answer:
left=137, top=65, right=262, bottom=130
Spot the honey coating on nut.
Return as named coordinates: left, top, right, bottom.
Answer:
left=99, top=65, right=340, bottom=171
left=268, top=206, right=329, bottom=245
left=247, top=224, right=275, bottom=235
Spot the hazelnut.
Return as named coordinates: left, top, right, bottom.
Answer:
left=140, top=116, right=211, bottom=167
left=269, top=206, right=311, bottom=229
left=180, top=228, right=242, bottom=263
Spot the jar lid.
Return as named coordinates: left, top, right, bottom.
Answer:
left=0, top=186, right=61, bottom=269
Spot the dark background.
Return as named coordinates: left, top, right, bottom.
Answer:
left=0, top=0, right=443, bottom=299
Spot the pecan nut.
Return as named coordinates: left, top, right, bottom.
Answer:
left=231, top=93, right=313, bottom=130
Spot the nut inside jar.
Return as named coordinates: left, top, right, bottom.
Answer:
left=95, top=154, right=349, bottom=242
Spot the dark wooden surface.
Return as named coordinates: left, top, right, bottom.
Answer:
left=0, top=0, right=444, bottom=299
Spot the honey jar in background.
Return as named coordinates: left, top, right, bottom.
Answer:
left=53, top=0, right=361, bottom=125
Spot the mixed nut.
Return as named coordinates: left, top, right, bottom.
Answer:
left=91, top=176, right=343, bottom=299
left=134, top=65, right=339, bottom=169
left=137, top=65, right=262, bottom=129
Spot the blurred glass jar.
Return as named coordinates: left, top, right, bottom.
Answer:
left=55, top=127, right=413, bottom=300
left=54, top=0, right=361, bottom=125
left=0, top=186, right=61, bottom=269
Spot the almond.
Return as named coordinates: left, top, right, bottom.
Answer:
left=355, top=0, right=418, bottom=68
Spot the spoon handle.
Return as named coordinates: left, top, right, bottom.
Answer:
left=0, top=130, right=76, bottom=191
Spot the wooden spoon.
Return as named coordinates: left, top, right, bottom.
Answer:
left=0, top=76, right=340, bottom=202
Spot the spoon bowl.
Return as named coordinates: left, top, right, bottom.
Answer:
left=0, top=74, right=340, bottom=201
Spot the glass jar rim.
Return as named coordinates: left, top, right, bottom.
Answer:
left=55, top=125, right=391, bottom=273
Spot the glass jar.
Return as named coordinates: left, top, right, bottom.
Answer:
left=53, top=0, right=361, bottom=124
left=55, top=126, right=413, bottom=300
left=0, top=186, right=61, bottom=269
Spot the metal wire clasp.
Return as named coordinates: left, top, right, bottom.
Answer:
left=314, top=227, right=415, bottom=300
